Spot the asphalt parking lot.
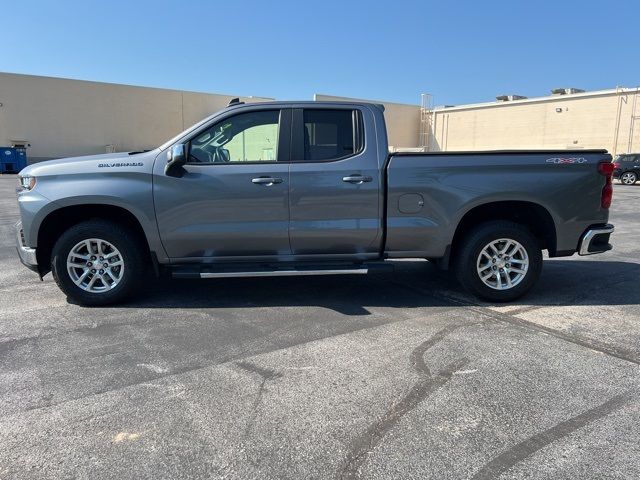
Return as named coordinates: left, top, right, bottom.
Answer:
left=1, top=174, right=639, bottom=480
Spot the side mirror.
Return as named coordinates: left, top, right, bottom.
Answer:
left=165, top=144, right=187, bottom=177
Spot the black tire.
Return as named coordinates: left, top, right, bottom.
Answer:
left=454, top=221, right=542, bottom=302
left=620, top=171, right=637, bottom=185
left=51, top=220, right=145, bottom=306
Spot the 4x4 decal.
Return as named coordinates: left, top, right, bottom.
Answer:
left=546, top=157, right=587, bottom=164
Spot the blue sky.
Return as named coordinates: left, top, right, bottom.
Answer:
left=1, top=0, right=637, bottom=106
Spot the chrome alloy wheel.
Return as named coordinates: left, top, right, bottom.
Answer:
left=66, top=238, right=124, bottom=293
left=621, top=172, right=636, bottom=185
left=476, top=238, right=529, bottom=290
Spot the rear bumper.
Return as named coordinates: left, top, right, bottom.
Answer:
left=15, top=221, right=39, bottom=272
left=578, top=224, right=614, bottom=256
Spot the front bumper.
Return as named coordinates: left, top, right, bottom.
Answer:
left=578, top=224, right=614, bottom=256
left=15, top=221, right=38, bottom=272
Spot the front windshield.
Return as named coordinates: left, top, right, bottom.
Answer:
left=158, top=111, right=222, bottom=151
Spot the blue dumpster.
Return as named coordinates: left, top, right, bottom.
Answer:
left=14, top=148, right=27, bottom=172
left=1, top=147, right=28, bottom=173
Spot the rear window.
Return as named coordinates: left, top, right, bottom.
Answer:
left=303, top=109, right=362, bottom=162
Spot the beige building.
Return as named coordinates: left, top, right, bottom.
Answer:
left=323, top=88, right=640, bottom=156
left=0, top=72, right=273, bottom=162
left=426, top=88, right=640, bottom=155
left=1, top=71, right=638, bottom=163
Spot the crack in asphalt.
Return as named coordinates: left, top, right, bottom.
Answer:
left=391, top=280, right=640, bottom=367
left=498, top=305, right=541, bottom=316
left=338, top=324, right=471, bottom=480
left=477, top=307, right=640, bottom=366
left=1, top=290, right=466, bottom=419
left=7, top=313, right=410, bottom=420
left=235, top=361, right=282, bottom=381
left=471, top=394, right=631, bottom=480
left=235, top=361, right=283, bottom=438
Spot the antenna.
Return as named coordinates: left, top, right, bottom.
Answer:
left=227, top=97, right=244, bottom=107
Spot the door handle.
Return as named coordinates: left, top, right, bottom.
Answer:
left=342, top=175, right=373, bottom=184
left=252, top=176, right=283, bottom=185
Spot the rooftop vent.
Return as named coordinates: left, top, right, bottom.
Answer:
left=496, top=94, right=528, bottom=102
left=551, top=88, right=585, bottom=95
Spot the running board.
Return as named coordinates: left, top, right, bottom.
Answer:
left=199, top=268, right=368, bottom=279
left=170, top=261, right=393, bottom=279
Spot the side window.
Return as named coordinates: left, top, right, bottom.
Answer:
left=189, top=110, right=280, bottom=163
left=302, top=109, right=362, bottom=162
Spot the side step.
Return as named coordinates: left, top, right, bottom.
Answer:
left=200, top=268, right=368, bottom=279
left=170, top=262, right=393, bottom=279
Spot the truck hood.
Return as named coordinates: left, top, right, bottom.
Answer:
left=20, top=150, right=158, bottom=177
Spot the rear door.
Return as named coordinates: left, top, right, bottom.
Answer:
left=288, top=106, right=382, bottom=258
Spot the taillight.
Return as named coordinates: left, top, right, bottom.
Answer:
left=598, top=162, right=615, bottom=176
left=598, top=161, right=614, bottom=209
left=613, top=162, right=621, bottom=169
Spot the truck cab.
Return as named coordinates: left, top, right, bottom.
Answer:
left=155, top=101, right=384, bottom=262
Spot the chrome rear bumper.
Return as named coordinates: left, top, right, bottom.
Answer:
left=15, top=221, right=38, bottom=271
left=578, top=224, right=614, bottom=256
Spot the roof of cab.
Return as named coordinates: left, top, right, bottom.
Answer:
left=224, top=100, right=385, bottom=112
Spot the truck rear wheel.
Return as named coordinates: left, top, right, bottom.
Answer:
left=454, top=221, right=542, bottom=302
left=51, top=220, right=144, bottom=306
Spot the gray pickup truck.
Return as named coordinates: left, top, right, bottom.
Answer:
left=15, top=100, right=615, bottom=305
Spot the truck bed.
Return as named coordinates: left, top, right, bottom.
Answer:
left=384, top=149, right=612, bottom=259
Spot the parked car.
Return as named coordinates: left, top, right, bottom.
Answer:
left=15, top=100, right=615, bottom=305
left=613, top=154, right=640, bottom=185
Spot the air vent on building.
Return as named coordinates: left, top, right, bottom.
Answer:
left=496, top=95, right=528, bottom=101
left=551, top=88, right=585, bottom=95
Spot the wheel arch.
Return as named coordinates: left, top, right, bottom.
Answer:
left=36, top=204, right=153, bottom=276
left=449, top=200, right=557, bottom=265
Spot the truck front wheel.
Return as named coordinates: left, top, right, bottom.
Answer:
left=454, top=221, right=542, bottom=302
left=51, top=220, right=144, bottom=306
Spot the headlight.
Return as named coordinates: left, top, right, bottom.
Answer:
left=18, top=176, right=36, bottom=191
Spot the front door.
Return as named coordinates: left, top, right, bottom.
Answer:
left=153, top=108, right=292, bottom=260
left=288, top=107, right=382, bottom=258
